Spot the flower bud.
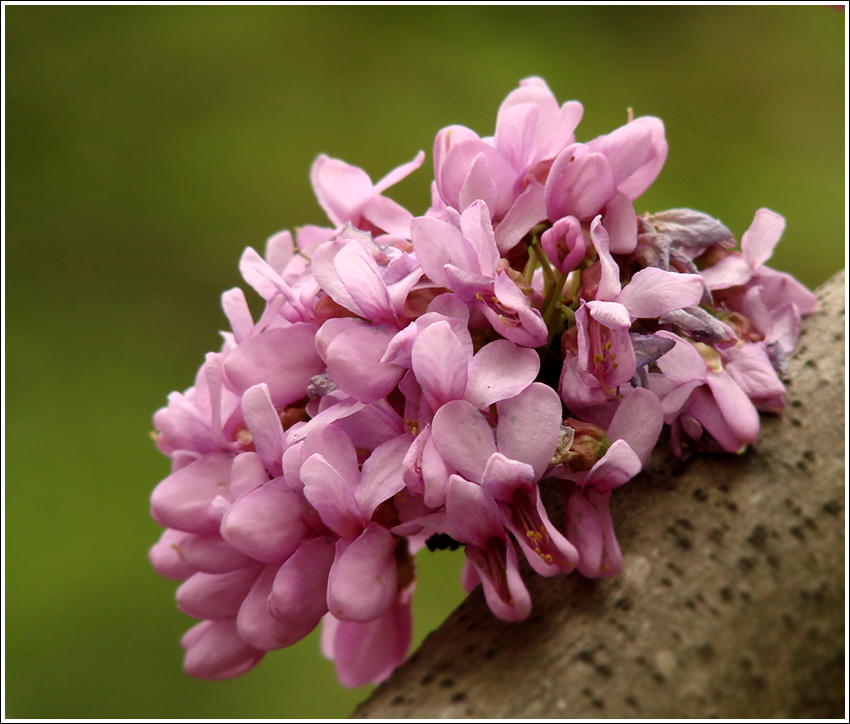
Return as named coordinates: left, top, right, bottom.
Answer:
left=561, top=418, right=612, bottom=472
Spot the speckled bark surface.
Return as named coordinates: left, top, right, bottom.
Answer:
left=353, top=271, right=845, bottom=719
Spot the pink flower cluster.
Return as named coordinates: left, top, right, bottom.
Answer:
left=148, top=78, right=816, bottom=687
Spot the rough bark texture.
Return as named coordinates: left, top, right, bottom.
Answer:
left=353, top=270, right=846, bottom=719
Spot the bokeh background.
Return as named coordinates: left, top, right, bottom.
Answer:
left=4, top=5, right=846, bottom=719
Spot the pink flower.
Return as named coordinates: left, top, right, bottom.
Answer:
left=411, top=201, right=548, bottom=347
left=562, top=388, right=663, bottom=578
left=431, top=385, right=579, bottom=596
left=311, top=152, right=425, bottom=237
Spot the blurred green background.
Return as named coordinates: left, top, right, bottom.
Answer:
left=4, top=5, right=845, bottom=719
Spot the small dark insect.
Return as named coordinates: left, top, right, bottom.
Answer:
left=425, top=532, right=462, bottom=552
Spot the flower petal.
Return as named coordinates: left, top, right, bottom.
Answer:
left=465, top=339, right=540, bottom=409
left=431, top=400, right=497, bottom=482
left=327, top=524, right=398, bottom=623
left=221, top=476, right=310, bottom=563
left=270, top=535, right=336, bottom=624
left=182, top=620, right=264, bottom=680
left=496, top=382, right=562, bottom=479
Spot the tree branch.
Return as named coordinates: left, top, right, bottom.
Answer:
left=353, top=270, right=845, bottom=719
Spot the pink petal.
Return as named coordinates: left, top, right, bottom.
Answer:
left=373, top=150, right=426, bottom=195
left=182, top=620, right=264, bottom=680
left=240, top=384, right=284, bottom=477
left=703, top=371, right=760, bottom=450
left=237, top=563, right=317, bottom=650
left=412, top=320, right=470, bottom=410
left=494, top=179, right=547, bottom=254
left=223, top=324, right=324, bottom=407
left=741, top=207, right=784, bottom=270
left=221, top=287, right=254, bottom=344
left=324, top=322, right=404, bottom=404
left=174, top=533, right=256, bottom=574
left=431, top=400, right=497, bottom=482
left=221, top=476, right=310, bottom=563
left=466, top=538, right=531, bottom=622
left=480, top=452, right=535, bottom=501
left=150, top=453, right=233, bottom=536
left=176, top=565, right=262, bottom=620
left=310, top=154, right=374, bottom=227
left=566, top=490, right=602, bottom=578
left=327, top=524, right=398, bottom=623
left=445, top=475, right=504, bottom=548
left=322, top=587, right=413, bottom=688
left=300, top=454, right=363, bottom=539
left=149, top=529, right=196, bottom=581
left=228, top=452, right=269, bottom=499
left=590, top=215, right=622, bottom=301
left=606, top=387, right=663, bottom=466
left=270, top=535, right=336, bottom=624
left=421, top=432, right=453, bottom=509
left=465, top=339, right=540, bottom=409
left=311, top=237, right=366, bottom=317
left=333, top=242, right=395, bottom=325
left=590, top=116, right=668, bottom=200
left=496, top=382, right=563, bottom=479
left=583, top=439, right=642, bottom=493
left=615, top=267, right=705, bottom=319
left=700, top=254, right=753, bottom=291
left=602, top=193, right=638, bottom=254
left=545, top=143, right=617, bottom=221
left=586, top=300, right=631, bottom=329
left=459, top=200, right=501, bottom=276
left=410, top=215, right=473, bottom=289
left=355, top=434, right=412, bottom=519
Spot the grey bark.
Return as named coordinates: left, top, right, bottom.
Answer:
left=354, top=270, right=846, bottom=719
